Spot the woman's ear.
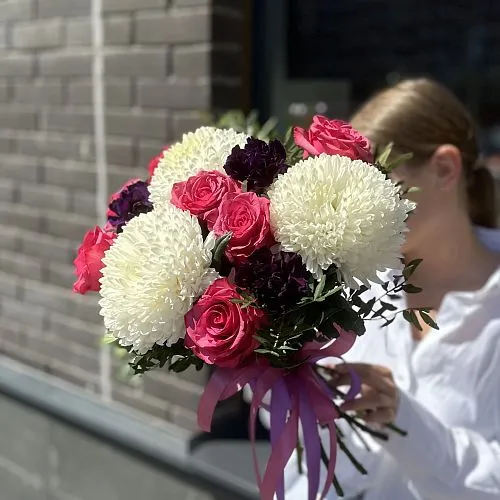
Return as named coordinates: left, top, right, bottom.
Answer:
left=429, top=144, right=463, bottom=191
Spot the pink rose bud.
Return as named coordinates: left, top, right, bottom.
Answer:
left=294, top=116, right=373, bottom=163
left=171, top=170, right=241, bottom=230
left=213, top=191, right=275, bottom=264
left=184, top=278, right=266, bottom=368
left=72, top=226, right=116, bottom=295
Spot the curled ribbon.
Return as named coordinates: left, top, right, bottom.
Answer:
left=197, top=328, right=359, bottom=500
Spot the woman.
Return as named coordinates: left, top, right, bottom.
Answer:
left=283, top=78, right=500, bottom=499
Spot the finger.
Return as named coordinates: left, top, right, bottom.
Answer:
left=340, top=387, right=392, bottom=413
left=335, top=363, right=396, bottom=397
left=363, top=407, right=396, bottom=425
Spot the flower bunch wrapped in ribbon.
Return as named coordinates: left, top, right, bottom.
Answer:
left=73, top=117, right=422, bottom=499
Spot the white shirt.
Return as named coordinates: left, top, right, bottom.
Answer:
left=270, top=227, right=500, bottom=499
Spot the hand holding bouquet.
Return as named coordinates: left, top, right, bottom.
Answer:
left=73, top=116, right=427, bottom=500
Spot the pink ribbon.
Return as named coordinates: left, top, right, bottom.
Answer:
left=197, top=328, right=358, bottom=500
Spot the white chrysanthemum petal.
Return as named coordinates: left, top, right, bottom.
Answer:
left=149, top=127, right=248, bottom=210
left=99, top=205, right=218, bottom=354
left=268, top=154, right=415, bottom=285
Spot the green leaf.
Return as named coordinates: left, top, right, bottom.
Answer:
left=380, top=301, right=398, bottom=312
left=402, top=309, right=422, bottom=331
left=402, top=259, right=423, bottom=280
left=314, top=273, right=326, bottom=301
left=211, top=232, right=232, bottom=269
left=420, top=310, right=439, bottom=330
left=402, top=283, right=422, bottom=294
left=376, top=142, right=394, bottom=169
left=101, top=333, right=117, bottom=345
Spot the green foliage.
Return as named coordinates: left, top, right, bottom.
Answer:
left=374, top=142, right=413, bottom=175
left=202, top=109, right=279, bottom=141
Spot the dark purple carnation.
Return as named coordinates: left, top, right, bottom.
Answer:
left=107, top=180, right=153, bottom=232
left=233, top=247, right=310, bottom=313
left=223, top=138, right=289, bottom=193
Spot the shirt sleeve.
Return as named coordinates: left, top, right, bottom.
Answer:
left=382, top=389, right=500, bottom=499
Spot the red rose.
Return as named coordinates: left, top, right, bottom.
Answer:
left=171, top=170, right=241, bottom=230
left=184, top=278, right=266, bottom=368
left=213, top=192, right=274, bottom=263
left=73, top=227, right=116, bottom=295
left=107, top=178, right=141, bottom=218
left=294, top=116, right=373, bottom=163
left=148, top=145, right=169, bottom=180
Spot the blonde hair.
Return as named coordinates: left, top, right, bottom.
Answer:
left=351, top=78, right=497, bottom=228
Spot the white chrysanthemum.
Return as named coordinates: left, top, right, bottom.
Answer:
left=99, top=205, right=218, bottom=354
left=268, top=154, right=415, bottom=286
left=149, top=126, right=248, bottom=210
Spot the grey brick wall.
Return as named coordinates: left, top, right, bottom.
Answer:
left=0, top=0, right=249, bottom=431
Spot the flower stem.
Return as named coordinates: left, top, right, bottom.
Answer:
left=320, top=443, right=344, bottom=497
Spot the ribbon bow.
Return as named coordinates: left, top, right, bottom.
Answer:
left=198, top=329, right=358, bottom=500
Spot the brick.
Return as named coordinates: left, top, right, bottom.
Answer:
left=39, top=51, right=92, bottom=76
left=93, top=137, right=136, bottom=167
left=138, top=79, right=210, bottom=109
left=0, top=178, right=16, bottom=203
left=0, top=319, right=26, bottom=345
left=42, top=161, right=96, bottom=191
left=22, top=280, right=73, bottom=316
left=112, top=386, right=170, bottom=421
left=173, top=45, right=210, bottom=77
left=138, top=140, right=167, bottom=168
left=12, top=80, right=63, bottom=105
left=0, top=106, right=36, bottom=130
left=44, top=108, right=94, bottom=134
left=0, top=225, right=20, bottom=252
left=109, top=166, right=142, bottom=192
left=103, top=0, right=166, bottom=12
left=172, top=111, right=205, bottom=137
left=48, top=312, right=103, bottom=350
left=0, top=134, right=12, bottom=153
left=0, top=270, right=22, bottom=299
left=44, top=209, right=94, bottom=241
left=66, top=16, right=131, bottom=46
left=169, top=405, right=198, bottom=432
left=45, top=261, right=75, bottom=289
left=0, top=0, right=33, bottom=21
left=0, top=53, right=34, bottom=76
left=0, top=81, right=10, bottom=102
left=71, top=190, right=98, bottom=217
left=135, top=10, right=210, bottom=44
left=106, top=109, right=169, bottom=139
left=0, top=153, right=39, bottom=182
left=19, top=183, right=69, bottom=211
left=68, top=79, right=132, bottom=107
left=0, top=27, right=6, bottom=49
left=37, top=0, right=90, bottom=18
left=15, top=131, right=83, bottom=161
left=48, top=358, right=100, bottom=392
left=20, top=230, right=73, bottom=263
left=0, top=202, right=41, bottom=231
left=12, top=19, right=62, bottom=49
left=0, top=339, right=47, bottom=370
left=68, top=293, right=101, bottom=325
left=0, top=250, right=43, bottom=281
left=174, top=366, right=208, bottom=386
left=144, top=373, right=202, bottom=412
left=105, top=48, right=168, bottom=77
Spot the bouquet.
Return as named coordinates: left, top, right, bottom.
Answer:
left=73, top=116, right=429, bottom=500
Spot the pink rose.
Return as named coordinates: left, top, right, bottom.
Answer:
left=294, top=116, right=373, bottom=163
left=184, top=278, right=266, bottom=368
left=107, top=178, right=141, bottom=218
left=148, top=145, right=169, bottom=180
left=213, top=192, right=274, bottom=263
left=171, top=170, right=241, bottom=230
left=73, top=227, right=116, bottom=295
